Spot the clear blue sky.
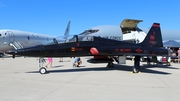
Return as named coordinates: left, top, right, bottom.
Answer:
left=0, top=0, right=179, bottom=37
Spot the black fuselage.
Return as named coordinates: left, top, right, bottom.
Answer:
left=7, top=37, right=168, bottom=57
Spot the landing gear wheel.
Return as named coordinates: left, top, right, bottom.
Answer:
left=0, top=53, right=4, bottom=58
left=132, top=67, right=137, bottom=73
left=39, top=67, right=47, bottom=74
left=107, top=62, right=114, bottom=68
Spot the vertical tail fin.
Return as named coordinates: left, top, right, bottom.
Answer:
left=63, top=20, right=71, bottom=40
left=139, top=23, right=163, bottom=47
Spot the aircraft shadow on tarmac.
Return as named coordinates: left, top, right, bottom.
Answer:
left=26, top=63, right=179, bottom=75
left=51, top=65, right=64, bottom=68
left=58, top=60, right=71, bottom=62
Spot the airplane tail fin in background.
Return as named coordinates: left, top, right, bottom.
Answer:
left=63, top=20, right=70, bottom=40
left=139, top=23, right=163, bottom=47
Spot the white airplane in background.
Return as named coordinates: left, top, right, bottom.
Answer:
left=78, top=19, right=147, bottom=43
left=78, top=18, right=180, bottom=46
left=0, top=21, right=70, bottom=57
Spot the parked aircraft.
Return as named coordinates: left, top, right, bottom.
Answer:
left=6, top=23, right=168, bottom=74
left=78, top=19, right=146, bottom=43
left=0, top=21, right=70, bottom=57
left=78, top=19, right=180, bottom=43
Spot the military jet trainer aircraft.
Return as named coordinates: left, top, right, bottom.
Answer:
left=6, top=23, right=168, bottom=74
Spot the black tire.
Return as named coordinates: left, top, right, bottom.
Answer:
left=132, top=67, right=137, bottom=73
left=39, top=67, right=47, bottom=74
left=0, top=53, right=4, bottom=58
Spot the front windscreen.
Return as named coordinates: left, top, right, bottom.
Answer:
left=79, top=29, right=99, bottom=35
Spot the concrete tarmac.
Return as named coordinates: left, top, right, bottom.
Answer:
left=0, top=56, right=180, bottom=101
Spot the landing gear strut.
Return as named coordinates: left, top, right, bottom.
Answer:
left=107, top=62, right=114, bottom=68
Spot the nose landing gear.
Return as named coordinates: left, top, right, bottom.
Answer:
left=38, top=57, right=47, bottom=74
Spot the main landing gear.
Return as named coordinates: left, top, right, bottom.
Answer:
left=132, top=56, right=141, bottom=73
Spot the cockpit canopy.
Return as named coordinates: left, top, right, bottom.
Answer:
left=43, top=35, right=95, bottom=45
left=43, top=34, right=121, bottom=45
left=79, top=29, right=99, bottom=35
